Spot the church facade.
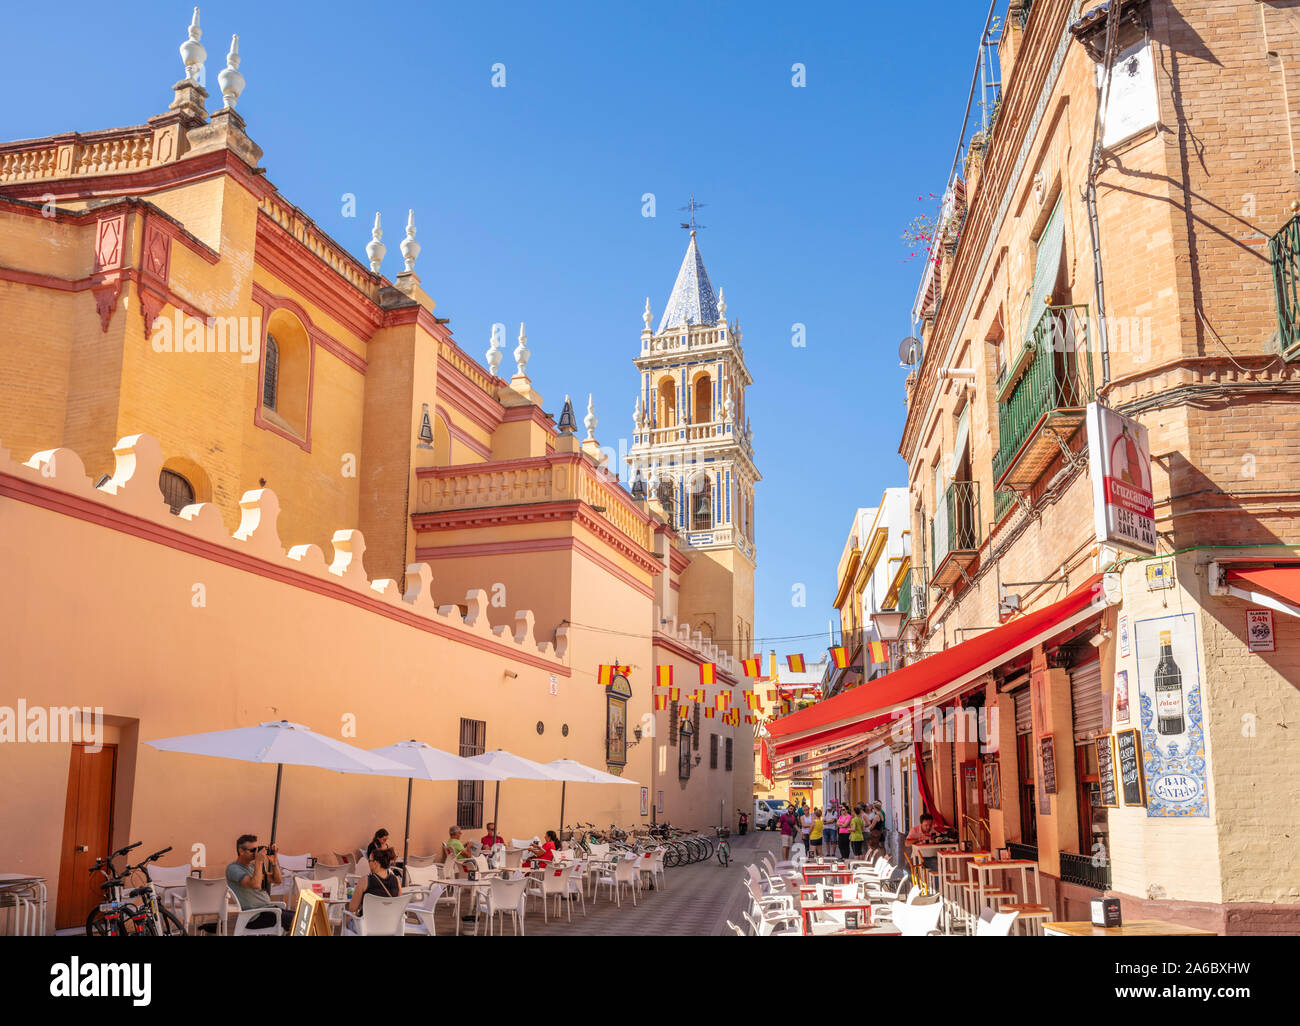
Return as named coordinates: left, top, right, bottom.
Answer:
left=0, top=18, right=756, bottom=930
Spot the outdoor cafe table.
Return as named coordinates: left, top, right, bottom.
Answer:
left=1043, top=919, right=1218, bottom=937
left=802, top=865, right=853, bottom=884
left=800, top=899, right=873, bottom=936
left=935, top=849, right=986, bottom=933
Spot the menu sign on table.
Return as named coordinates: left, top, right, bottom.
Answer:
left=1115, top=728, right=1147, bottom=807
left=1095, top=735, right=1119, bottom=808
left=1039, top=734, right=1058, bottom=795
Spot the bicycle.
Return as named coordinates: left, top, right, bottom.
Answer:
left=85, top=843, right=184, bottom=937
left=714, top=827, right=731, bottom=868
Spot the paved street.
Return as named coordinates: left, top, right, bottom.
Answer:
left=432, top=831, right=780, bottom=937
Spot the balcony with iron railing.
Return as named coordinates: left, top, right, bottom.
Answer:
left=897, top=565, right=928, bottom=629
left=930, top=481, right=980, bottom=591
left=1270, top=213, right=1300, bottom=361
left=993, top=304, right=1094, bottom=492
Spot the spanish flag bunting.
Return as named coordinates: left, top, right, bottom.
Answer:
left=597, top=664, right=630, bottom=686
left=744, top=714, right=755, bottom=725
left=830, top=646, right=849, bottom=669
left=868, top=640, right=888, bottom=665
left=767, top=690, right=778, bottom=702
left=669, top=687, right=680, bottom=702
left=689, top=688, right=705, bottom=703
left=655, top=665, right=673, bottom=689
left=704, top=707, right=716, bottom=718
left=787, top=654, right=805, bottom=673
left=715, top=691, right=731, bottom=710
left=653, top=693, right=668, bottom=711
left=678, top=704, right=690, bottom=720
left=699, top=662, right=717, bottom=686
left=742, top=656, right=761, bottom=677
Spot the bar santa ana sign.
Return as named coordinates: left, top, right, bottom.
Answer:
left=1086, top=402, right=1156, bottom=556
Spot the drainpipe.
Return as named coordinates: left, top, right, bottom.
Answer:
left=1083, top=1, right=1125, bottom=393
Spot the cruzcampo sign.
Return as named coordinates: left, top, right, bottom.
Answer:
left=1086, top=402, right=1156, bottom=556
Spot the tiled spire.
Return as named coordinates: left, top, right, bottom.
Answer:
left=656, top=231, right=720, bottom=333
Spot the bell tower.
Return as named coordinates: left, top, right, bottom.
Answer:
left=628, top=224, right=759, bottom=660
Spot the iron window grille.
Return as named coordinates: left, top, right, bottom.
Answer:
left=457, top=717, right=486, bottom=829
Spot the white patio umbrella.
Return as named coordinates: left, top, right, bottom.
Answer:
left=461, top=749, right=563, bottom=846
left=543, top=759, right=640, bottom=841
left=145, top=720, right=411, bottom=845
left=367, top=740, right=510, bottom=868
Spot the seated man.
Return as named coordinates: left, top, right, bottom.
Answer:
left=441, top=825, right=473, bottom=867
left=480, top=822, right=505, bottom=851
left=225, top=834, right=293, bottom=931
left=904, top=812, right=941, bottom=872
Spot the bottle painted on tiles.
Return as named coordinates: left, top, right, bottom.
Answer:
left=1153, top=630, right=1185, bottom=735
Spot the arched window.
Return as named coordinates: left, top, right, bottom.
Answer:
left=691, top=474, right=712, bottom=531
left=657, top=378, right=677, bottom=430
left=158, top=469, right=195, bottom=514
left=693, top=374, right=712, bottom=424
left=262, top=333, right=280, bottom=411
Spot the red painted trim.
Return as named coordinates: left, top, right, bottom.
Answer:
left=436, top=359, right=504, bottom=436
left=249, top=290, right=313, bottom=454
left=500, top=404, right=556, bottom=432
left=652, top=632, right=737, bottom=684
left=250, top=281, right=366, bottom=375
left=0, top=265, right=213, bottom=330
left=0, top=470, right=569, bottom=675
left=254, top=212, right=384, bottom=343
left=433, top=404, right=491, bottom=460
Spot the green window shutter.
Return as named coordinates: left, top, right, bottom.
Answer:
left=1023, top=197, right=1066, bottom=346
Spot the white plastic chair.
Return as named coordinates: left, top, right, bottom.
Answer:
left=975, top=907, right=1020, bottom=936
left=726, top=919, right=746, bottom=936
left=183, top=877, right=236, bottom=936
left=478, top=877, right=529, bottom=936
left=890, top=893, right=943, bottom=936
left=148, top=863, right=192, bottom=917
left=745, top=879, right=795, bottom=922
left=341, top=893, right=413, bottom=936
left=743, top=908, right=799, bottom=936
left=404, top=882, right=454, bottom=936
left=233, top=901, right=287, bottom=936
left=594, top=855, right=639, bottom=908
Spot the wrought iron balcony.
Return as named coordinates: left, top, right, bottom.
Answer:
left=897, top=565, right=928, bottom=628
left=992, top=305, right=1094, bottom=491
left=1270, top=213, right=1300, bottom=361
left=930, top=481, right=980, bottom=591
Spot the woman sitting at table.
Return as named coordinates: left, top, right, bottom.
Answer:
left=528, top=830, right=559, bottom=865
left=346, top=847, right=401, bottom=922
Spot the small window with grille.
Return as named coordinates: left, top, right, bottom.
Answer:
left=725, top=737, right=733, bottom=772
left=457, top=718, right=486, bottom=829
left=669, top=701, right=678, bottom=746
left=709, top=734, right=718, bottom=770
left=262, top=333, right=279, bottom=410
left=693, top=704, right=701, bottom=750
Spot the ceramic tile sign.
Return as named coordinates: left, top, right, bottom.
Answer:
left=1134, top=613, right=1208, bottom=817
left=1246, top=609, right=1275, bottom=653
left=1087, top=402, right=1156, bottom=555
left=1118, top=614, right=1131, bottom=658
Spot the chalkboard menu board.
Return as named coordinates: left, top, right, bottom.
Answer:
left=982, top=760, right=1001, bottom=810
left=1039, top=735, right=1058, bottom=795
left=1115, top=728, right=1147, bottom=807
left=1095, top=735, right=1118, bottom=808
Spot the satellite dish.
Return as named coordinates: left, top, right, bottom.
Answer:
left=898, top=336, right=922, bottom=367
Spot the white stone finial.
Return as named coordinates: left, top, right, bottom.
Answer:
left=584, top=393, right=598, bottom=440
left=218, top=34, right=244, bottom=109
left=485, top=324, right=503, bottom=375
left=514, top=322, right=529, bottom=377
left=366, top=213, right=385, bottom=273
left=717, top=287, right=727, bottom=319
left=181, top=7, right=206, bottom=82
left=642, top=297, right=652, bottom=330
left=400, top=209, right=420, bottom=273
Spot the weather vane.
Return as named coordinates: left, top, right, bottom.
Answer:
left=679, top=194, right=707, bottom=232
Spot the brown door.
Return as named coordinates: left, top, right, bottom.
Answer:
left=55, top=743, right=117, bottom=930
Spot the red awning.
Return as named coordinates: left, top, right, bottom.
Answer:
left=1225, top=567, right=1300, bottom=618
left=770, top=574, right=1109, bottom=759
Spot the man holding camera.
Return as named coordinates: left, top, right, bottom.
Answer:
left=225, top=833, right=293, bottom=931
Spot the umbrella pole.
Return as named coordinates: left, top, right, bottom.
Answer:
left=559, top=781, right=567, bottom=842
left=492, top=781, right=500, bottom=845
left=269, top=763, right=283, bottom=847
left=403, top=777, right=413, bottom=869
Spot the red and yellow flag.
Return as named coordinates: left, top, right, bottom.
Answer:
left=704, top=707, right=716, bottom=718
left=653, top=693, right=668, bottom=711
left=598, top=664, right=630, bottom=686
left=744, top=714, right=755, bottom=725
left=830, top=646, right=849, bottom=669
left=715, top=691, right=732, bottom=711
left=678, top=704, right=690, bottom=720
left=786, top=654, right=805, bottom=673
left=868, top=640, right=888, bottom=665
left=699, top=663, right=717, bottom=686
left=689, top=688, right=705, bottom=703
left=767, top=689, right=778, bottom=702
left=669, top=687, right=680, bottom=702
left=742, top=655, right=762, bottom=677
left=655, top=665, right=673, bottom=689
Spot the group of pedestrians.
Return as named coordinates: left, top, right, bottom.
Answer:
left=777, top=799, right=888, bottom=861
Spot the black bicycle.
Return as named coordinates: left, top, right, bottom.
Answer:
left=85, top=843, right=184, bottom=937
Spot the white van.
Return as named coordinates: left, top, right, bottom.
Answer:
left=753, top=799, right=785, bottom=830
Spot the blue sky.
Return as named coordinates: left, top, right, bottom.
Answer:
left=3, top=0, right=997, bottom=654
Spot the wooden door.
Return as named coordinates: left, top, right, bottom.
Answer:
left=961, top=759, right=986, bottom=847
left=55, top=743, right=117, bottom=930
